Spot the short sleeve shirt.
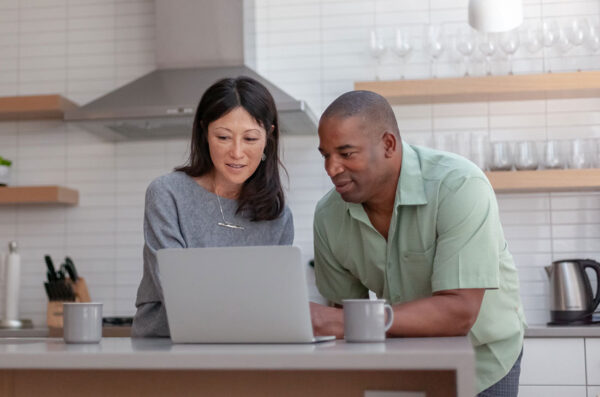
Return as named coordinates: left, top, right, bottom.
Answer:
left=313, top=142, right=526, bottom=393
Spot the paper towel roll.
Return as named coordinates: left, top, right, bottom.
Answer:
left=4, top=241, right=20, bottom=322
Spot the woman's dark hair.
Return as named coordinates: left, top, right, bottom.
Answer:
left=176, top=76, right=286, bottom=221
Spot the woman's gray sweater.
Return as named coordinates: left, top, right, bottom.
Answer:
left=131, top=171, right=294, bottom=337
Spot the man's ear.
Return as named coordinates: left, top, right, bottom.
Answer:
left=382, top=132, right=398, bottom=158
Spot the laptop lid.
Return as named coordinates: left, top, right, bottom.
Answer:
left=157, top=245, right=321, bottom=343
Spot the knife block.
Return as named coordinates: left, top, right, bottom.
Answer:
left=46, top=277, right=91, bottom=334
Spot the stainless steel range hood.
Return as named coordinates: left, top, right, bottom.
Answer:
left=64, top=0, right=316, bottom=140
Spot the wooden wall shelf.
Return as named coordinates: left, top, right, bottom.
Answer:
left=0, top=95, right=79, bottom=120
left=485, top=169, right=600, bottom=193
left=0, top=186, right=79, bottom=205
left=355, top=71, right=600, bottom=104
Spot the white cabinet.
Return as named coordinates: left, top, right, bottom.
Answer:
left=520, top=386, right=586, bottom=397
left=587, top=339, right=600, bottom=386
left=520, top=338, right=586, bottom=386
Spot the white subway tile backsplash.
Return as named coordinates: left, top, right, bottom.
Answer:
left=1, top=0, right=597, bottom=323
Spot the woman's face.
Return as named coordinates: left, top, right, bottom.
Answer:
left=207, top=106, right=268, bottom=192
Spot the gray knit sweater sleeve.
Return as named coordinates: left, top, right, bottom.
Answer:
left=131, top=172, right=294, bottom=337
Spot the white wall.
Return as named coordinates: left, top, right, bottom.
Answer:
left=0, top=0, right=599, bottom=326
left=248, top=0, right=600, bottom=325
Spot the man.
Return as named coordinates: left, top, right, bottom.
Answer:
left=310, top=90, right=526, bottom=397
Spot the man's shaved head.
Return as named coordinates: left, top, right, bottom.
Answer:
left=320, top=90, right=400, bottom=137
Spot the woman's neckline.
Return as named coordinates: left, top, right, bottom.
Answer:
left=181, top=171, right=237, bottom=202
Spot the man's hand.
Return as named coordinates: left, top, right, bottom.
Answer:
left=309, top=302, right=344, bottom=339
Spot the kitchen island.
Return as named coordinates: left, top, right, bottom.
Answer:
left=0, top=337, right=475, bottom=397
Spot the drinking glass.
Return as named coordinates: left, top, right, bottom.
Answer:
left=500, top=29, right=520, bottom=75
left=455, top=25, right=476, bottom=77
left=424, top=25, right=445, bottom=78
left=543, top=140, right=565, bottom=169
left=490, top=142, right=513, bottom=171
left=542, top=20, right=560, bottom=73
left=569, top=139, right=594, bottom=169
left=393, top=27, right=413, bottom=79
left=478, top=32, right=497, bottom=76
left=514, top=141, right=538, bottom=170
left=566, top=18, right=588, bottom=47
left=369, top=28, right=387, bottom=80
left=555, top=25, right=572, bottom=71
left=585, top=18, right=600, bottom=55
left=523, top=21, right=543, bottom=55
left=470, top=133, right=489, bottom=170
left=542, top=20, right=560, bottom=48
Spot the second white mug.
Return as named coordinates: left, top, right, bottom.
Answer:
left=343, top=299, right=393, bottom=343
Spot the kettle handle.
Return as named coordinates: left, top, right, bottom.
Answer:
left=580, top=259, right=600, bottom=313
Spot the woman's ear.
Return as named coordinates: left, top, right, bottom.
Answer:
left=382, top=132, right=397, bottom=158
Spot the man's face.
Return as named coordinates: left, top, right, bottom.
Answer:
left=318, top=115, right=385, bottom=203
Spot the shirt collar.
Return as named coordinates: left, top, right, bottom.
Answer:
left=346, top=140, right=428, bottom=222
left=396, top=140, right=428, bottom=207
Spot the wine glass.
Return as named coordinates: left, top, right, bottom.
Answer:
left=500, top=29, right=520, bottom=75
left=542, top=20, right=560, bottom=72
left=393, top=27, right=413, bottom=79
left=542, top=20, right=560, bottom=48
left=566, top=18, right=588, bottom=47
left=424, top=25, right=445, bottom=78
left=369, top=28, right=387, bottom=80
left=478, top=32, right=497, bottom=76
left=585, top=18, right=600, bottom=55
left=522, top=21, right=543, bottom=54
left=455, top=25, right=476, bottom=77
left=554, top=25, right=572, bottom=71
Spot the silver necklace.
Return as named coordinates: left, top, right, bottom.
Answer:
left=215, top=192, right=245, bottom=230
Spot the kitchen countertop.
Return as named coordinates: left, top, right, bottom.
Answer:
left=525, top=324, right=600, bottom=338
left=0, top=326, right=131, bottom=338
left=0, top=336, right=476, bottom=396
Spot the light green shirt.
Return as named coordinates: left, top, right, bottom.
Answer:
left=313, top=142, right=526, bottom=393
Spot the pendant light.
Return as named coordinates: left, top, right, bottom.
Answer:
left=468, top=0, right=524, bottom=33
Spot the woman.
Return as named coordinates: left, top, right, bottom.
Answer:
left=132, top=76, right=294, bottom=337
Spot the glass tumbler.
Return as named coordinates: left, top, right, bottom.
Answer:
left=543, top=140, right=565, bottom=169
left=569, top=139, right=594, bottom=169
left=490, top=142, right=513, bottom=171
left=514, top=141, right=539, bottom=170
left=470, top=133, right=489, bottom=170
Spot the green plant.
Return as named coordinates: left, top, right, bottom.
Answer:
left=0, top=156, right=12, bottom=167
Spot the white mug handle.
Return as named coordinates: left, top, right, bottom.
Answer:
left=384, top=304, right=394, bottom=332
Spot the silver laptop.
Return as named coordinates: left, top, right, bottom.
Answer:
left=157, top=245, right=335, bottom=344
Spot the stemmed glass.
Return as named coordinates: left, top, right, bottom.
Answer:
left=542, top=20, right=560, bottom=72
left=499, top=29, right=520, bottom=75
left=554, top=25, right=572, bottom=71
left=455, top=25, right=476, bottom=77
left=393, top=27, right=413, bottom=79
left=523, top=21, right=543, bottom=55
left=478, top=32, right=497, bottom=76
left=369, top=28, right=387, bottom=80
left=424, top=25, right=445, bottom=78
left=566, top=18, right=588, bottom=47
left=585, top=18, right=600, bottom=55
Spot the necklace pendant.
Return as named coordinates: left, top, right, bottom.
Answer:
left=218, top=221, right=245, bottom=230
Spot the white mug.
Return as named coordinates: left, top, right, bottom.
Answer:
left=343, top=299, right=394, bottom=343
left=63, top=302, right=103, bottom=344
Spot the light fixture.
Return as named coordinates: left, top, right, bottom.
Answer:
left=468, top=0, right=524, bottom=33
